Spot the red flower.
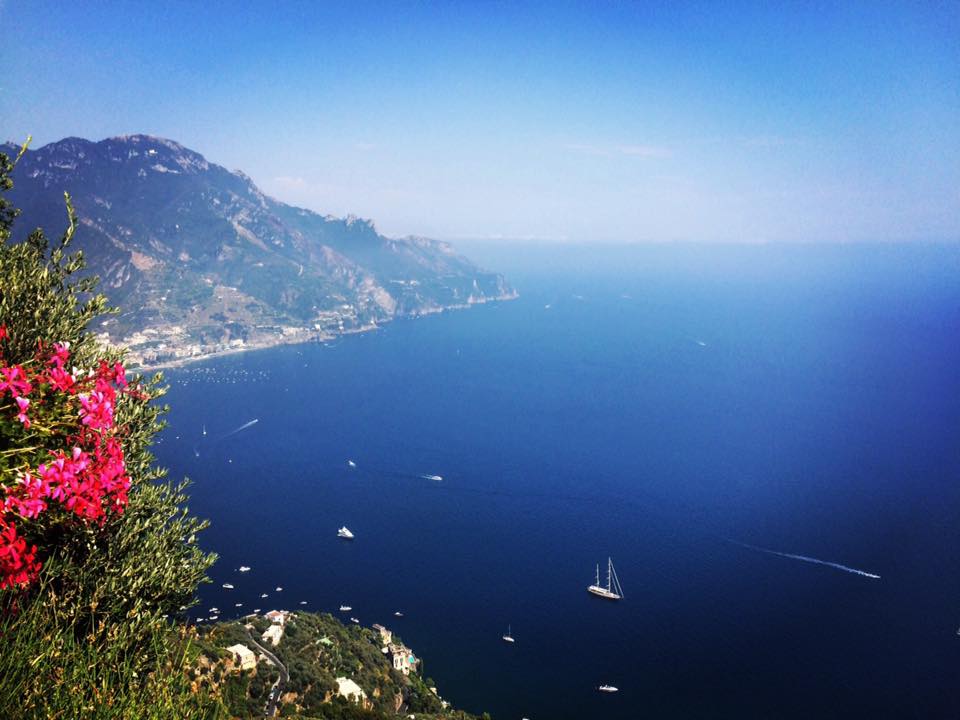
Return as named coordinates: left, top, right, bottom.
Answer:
left=1, top=344, right=136, bottom=591
left=96, top=360, right=127, bottom=389
left=0, top=519, right=41, bottom=590
left=47, top=366, right=76, bottom=393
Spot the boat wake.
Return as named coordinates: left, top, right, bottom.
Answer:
left=726, top=539, right=880, bottom=580
left=219, top=418, right=259, bottom=440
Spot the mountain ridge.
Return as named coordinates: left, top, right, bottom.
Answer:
left=4, top=135, right=516, bottom=366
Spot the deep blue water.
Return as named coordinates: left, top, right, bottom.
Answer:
left=155, top=244, right=960, bottom=719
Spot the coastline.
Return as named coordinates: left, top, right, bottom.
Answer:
left=129, top=291, right=519, bottom=372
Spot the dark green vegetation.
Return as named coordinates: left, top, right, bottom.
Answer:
left=4, top=135, right=514, bottom=362
left=195, top=611, right=485, bottom=720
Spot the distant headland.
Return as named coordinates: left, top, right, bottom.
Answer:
left=4, top=135, right=517, bottom=369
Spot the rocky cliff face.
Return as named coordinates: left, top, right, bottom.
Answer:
left=4, top=135, right=515, bottom=364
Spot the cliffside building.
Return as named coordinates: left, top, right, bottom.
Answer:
left=262, top=624, right=284, bottom=646
left=372, top=623, right=393, bottom=645
left=225, top=644, right=257, bottom=671
left=264, top=609, right=287, bottom=626
left=388, top=643, right=418, bottom=676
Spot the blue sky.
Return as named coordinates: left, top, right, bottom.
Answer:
left=1, top=1, right=957, bottom=243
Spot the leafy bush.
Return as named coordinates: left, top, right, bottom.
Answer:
left=0, top=142, right=218, bottom=718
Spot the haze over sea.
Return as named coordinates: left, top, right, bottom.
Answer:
left=155, top=244, right=960, bottom=719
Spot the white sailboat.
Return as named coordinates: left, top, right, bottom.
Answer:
left=502, top=624, right=515, bottom=643
left=598, top=685, right=619, bottom=693
left=587, top=557, right=623, bottom=600
left=337, top=526, right=354, bottom=539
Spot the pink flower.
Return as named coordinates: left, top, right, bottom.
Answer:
left=47, top=365, right=76, bottom=393
left=14, top=396, right=30, bottom=428
left=0, top=365, right=32, bottom=397
left=4, top=472, right=49, bottom=519
left=78, top=391, right=114, bottom=430
left=47, top=342, right=71, bottom=369
left=111, top=362, right=128, bottom=389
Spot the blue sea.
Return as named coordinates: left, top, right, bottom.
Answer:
left=154, top=244, right=960, bottom=719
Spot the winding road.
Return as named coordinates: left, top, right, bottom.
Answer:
left=244, top=629, right=289, bottom=717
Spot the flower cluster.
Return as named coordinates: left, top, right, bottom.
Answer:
left=0, top=329, right=139, bottom=590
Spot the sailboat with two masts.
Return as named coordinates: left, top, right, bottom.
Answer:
left=587, top=557, right=623, bottom=600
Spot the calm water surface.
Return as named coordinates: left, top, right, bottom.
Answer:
left=155, top=245, right=960, bottom=719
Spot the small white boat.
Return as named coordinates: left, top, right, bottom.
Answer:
left=202, top=424, right=207, bottom=436
left=253, top=608, right=261, bottom=613
left=349, top=617, right=360, bottom=624
left=347, top=460, right=357, bottom=468
left=222, top=583, right=234, bottom=589
left=339, top=605, right=352, bottom=612
left=421, top=474, right=443, bottom=481
left=209, top=616, right=219, bottom=621
left=598, top=685, right=618, bottom=693
left=502, top=624, right=515, bottom=643
left=238, top=566, right=251, bottom=572
left=299, top=601, right=308, bottom=605
left=275, top=586, right=283, bottom=592
left=587, top=557, right=624, bottom=601
left=394, top=611, right=404, bottom=617
left=260, top=593, right=269, bottom=598
left=337, top=526, right=355, bottom=539
left=235, top=603, right=243, bottom=607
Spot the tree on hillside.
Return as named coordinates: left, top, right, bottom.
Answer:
left=0, top=140, right=221, bottom=719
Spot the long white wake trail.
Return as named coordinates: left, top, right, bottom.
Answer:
left=726, top=539, right=881, bottom=580
left=219, top=418, right=259, bottom=439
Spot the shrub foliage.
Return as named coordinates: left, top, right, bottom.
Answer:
left=0, top=141, right=218, bottom=718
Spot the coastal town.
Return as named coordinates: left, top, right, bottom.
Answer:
left=97, top=290, right=515, bottom=370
